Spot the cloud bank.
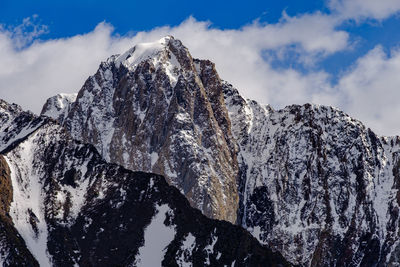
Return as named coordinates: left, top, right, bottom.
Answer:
left=1, top=1, right=400, bottom=136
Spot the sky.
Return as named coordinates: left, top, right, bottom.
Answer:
left=1, top=0, right=400, bottom=135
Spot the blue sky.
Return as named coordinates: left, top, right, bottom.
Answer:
left=1, top=0, right=400, bottom=135
left=0, top=0, right=328, bottom=35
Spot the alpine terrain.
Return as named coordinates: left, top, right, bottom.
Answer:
left=0, top=35, right=399, bottom=266
left=0, top=98, right=290, bottom=266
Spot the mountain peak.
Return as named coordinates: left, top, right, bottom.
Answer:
left=40, top=93, right=77, bottom=122
left=114, top=35, right=182, bottom=71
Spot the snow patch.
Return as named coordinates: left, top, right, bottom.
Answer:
left=176, top=233, right=196, bottom=267
left=135, top=204, right=176, bottom=267
left=150, top=152, right=159, bottom=168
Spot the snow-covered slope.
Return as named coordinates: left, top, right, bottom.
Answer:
left=224, top=84, right=400, bottom=266
left=0, top=155, right=39, bottom=266
left=59, top=36, right=239, bottom=223
left=0, top=104, right=290, bottom=266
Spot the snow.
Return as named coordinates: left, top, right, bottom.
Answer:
left=116, top=36, right=171, bottom=71
left=194, top=61, right=201, bottom=75
left=41, top=93, right=77, bottom=121
left=135, top=204, right=176, bottom=267
left=115, top=36, right=181, bottom=87
left=150, top=152, right=159, bottom=168
left=204, top=231, right=218, bottom=264
left=176, top=233, right=196, bottom=267
left=251, top=226, right=262, bottom=243
left=163, top=52, right=180, bottom=87
left=0, top=120, right=44, bottom=152
left=62, top=174, right=90, bottom=222
left=5, top=139, right=52, bottom=266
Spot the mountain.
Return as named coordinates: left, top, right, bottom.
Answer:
left=48, top=36, right=240, bottom=223
left=41, top=36, right=400, bottom=266
left=224, top=85, right=400, bottom=266
left=0, top=100, right=291, bottom=266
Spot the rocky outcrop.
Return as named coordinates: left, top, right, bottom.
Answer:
left=0, top=99, right=49, bottom=154
left=59, top=36, right=239, bottom=223
left=41, top=93, right=77, bottom=122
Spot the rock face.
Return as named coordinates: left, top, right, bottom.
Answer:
left=0, top=99, right=49, bottom=153
left=41, top=93, right=77, bottom=122
left=39, top=36, right=400, bottom=266
left=224, top=84, right=400, bottom=266
left=0, top=102, right=291, bottom=266
left=0, top=155, right=39, bottom=266
left=59, top=36, right=239, bottom=222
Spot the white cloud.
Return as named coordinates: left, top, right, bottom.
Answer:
left=1, top=10, right=400, bottom=136
left=0, top=14, right=349, bottom=114
left=0, top=15, right=48, bottom=49
left=334, top=46, right=400, bottom=135
left=329, top=0, right=400, bottom=21
left=0, top=22, right=131, bottom=112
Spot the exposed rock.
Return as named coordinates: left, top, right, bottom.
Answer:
left=38, top=36, right=400, bottom=266
left=41, top=93, right=77, bottom=122
left=1, top=110, right=291, bottom=266
left=61, top=36, right=239, bottom=223
left=224, top=84, right=400, bottom=266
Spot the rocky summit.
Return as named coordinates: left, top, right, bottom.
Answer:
left=1, top=35, right=399, bottom=266
left=53, top=36, right=240, bottom=223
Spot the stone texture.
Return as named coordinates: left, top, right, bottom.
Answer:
left=224, top=84, right=400, bottom=266
left=0, top=109, right=292, bottom=266
left=62, top=37, right=239, bottom=223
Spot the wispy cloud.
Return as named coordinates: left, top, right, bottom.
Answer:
left=0, top=14, right=48, bottom=49
left=328, top=0, right=400, bottom=21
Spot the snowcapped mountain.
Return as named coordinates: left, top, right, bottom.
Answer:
left=0, top=34, right=396, bottom=267
left=0, top=100, right=290, bottom=266
left=40, top=36, right=400, bottom=266
left=49, top=36, right=240, bottom=223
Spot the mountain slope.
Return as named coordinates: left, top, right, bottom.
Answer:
left=1, top=100, right=291, bottom=266
left=0, top=155, right=39, bottom=266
